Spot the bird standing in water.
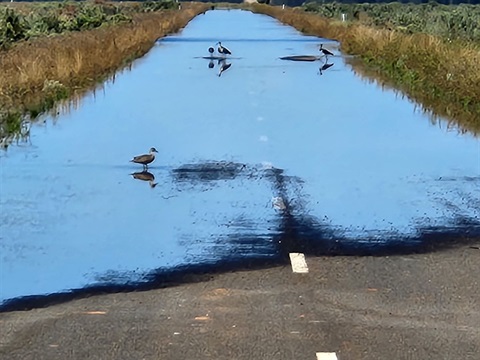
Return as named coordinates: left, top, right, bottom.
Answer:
left=130, top=147, right=158, bottom=169
left=216, top=42, right=232, bottom=55
left=319, top=44, right=334, bottom=58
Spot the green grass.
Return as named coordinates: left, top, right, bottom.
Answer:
left=0, top=1, right=177, bottom=49
left=302, top=2, right=480, bottom=43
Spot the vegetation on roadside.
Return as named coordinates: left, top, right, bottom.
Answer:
left=0, top=1, right=179, bottom=49
left=0, top=1, right=209, bottom=146
left=2, top=2, right=479, bottom=143
left=250, top=3, right=480, bottom=135
left=302, top=2, right=480, bottom=43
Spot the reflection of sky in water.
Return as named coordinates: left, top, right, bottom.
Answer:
left=0, top=10, right=479, bottom=305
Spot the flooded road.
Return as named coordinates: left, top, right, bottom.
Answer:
left=1, top=10, right=479, bottom=310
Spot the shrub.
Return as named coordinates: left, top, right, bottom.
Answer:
left=74, top=5, right=107, bottom=30
left=0, top=8, right=26, bottom=48
left=301, top=2, right=480, bottom=42
left=142, top=1, right=177, bottom=13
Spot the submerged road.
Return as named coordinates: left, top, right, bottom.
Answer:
left=1, top=245, right=479, bottom=360
left=1, top=10, right=479, bottom=358
left=1, top=9, right=479, bottom=308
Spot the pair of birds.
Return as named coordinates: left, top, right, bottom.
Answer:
left=211, top=42, right=330, bottom=57
left=207, top=42, right=232, bottom=77
left=208, top=41, right=232, bottom=56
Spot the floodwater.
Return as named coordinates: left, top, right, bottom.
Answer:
left=1, top=10, right=479, bottom=310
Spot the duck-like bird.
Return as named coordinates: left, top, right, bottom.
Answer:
left=130, top=147, right=158, bottom=169
left=216, top=42, right=232, bottom=55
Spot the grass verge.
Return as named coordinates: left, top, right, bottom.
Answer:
left=0, top=2, right=209, bottom=145
left=250, top=4, right=480, bottom=135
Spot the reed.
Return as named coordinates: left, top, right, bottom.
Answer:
left=0, top=2, right=209, bottom=141
left=250, top=4, right=480, bottom=135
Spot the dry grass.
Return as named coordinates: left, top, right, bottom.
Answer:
left=251, top=4, right=480, bottom=134
left=0, top=3, right=209, bottom=109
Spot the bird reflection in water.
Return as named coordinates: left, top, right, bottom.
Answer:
left=204, top=44, right=232, bottom=77
left=217, top=59, right=232, bottom=77
left=318, top=43, right=335, bottom=75
left=278, top=49, right=334, bottom=76
left=206, top=58, right=232, bottom=77
left=319, top=61, right=334, bottom=75
left=130, top=171, right=158, bottom=188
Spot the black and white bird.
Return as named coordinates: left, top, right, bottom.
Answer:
left=216, top=42, right=232, bottom=55
left=319, top=44, right=334, bottom=57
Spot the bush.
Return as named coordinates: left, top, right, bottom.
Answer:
left=0, top=1, right=158, bottom=46
left=74, top=5, right=107, bottom=30
left=0, top=8, right=26, bottom=48
left=142, top=1, right=177, bottom=12
left=25, top=12, right=62, bottom=36
left=301, top=2, right=480, bottom=42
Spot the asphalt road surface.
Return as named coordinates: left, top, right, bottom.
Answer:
left=1, top=242, right=479, bottom=360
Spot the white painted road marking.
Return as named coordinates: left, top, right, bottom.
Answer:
left=289, top=253, right=309, bottom=273
left=316, top=352, right=338, bottom=360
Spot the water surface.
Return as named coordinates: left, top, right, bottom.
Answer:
left=1, top=10, right=479, bottom=309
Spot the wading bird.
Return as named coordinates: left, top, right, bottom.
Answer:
left=216, top=42, right=232, bottom=55
left=319, top=44, right=334, bottom=58
left=130, top=147, right=158, bottom=169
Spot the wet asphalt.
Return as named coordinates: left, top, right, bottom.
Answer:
left=1, top=243, right=479, bottom=360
